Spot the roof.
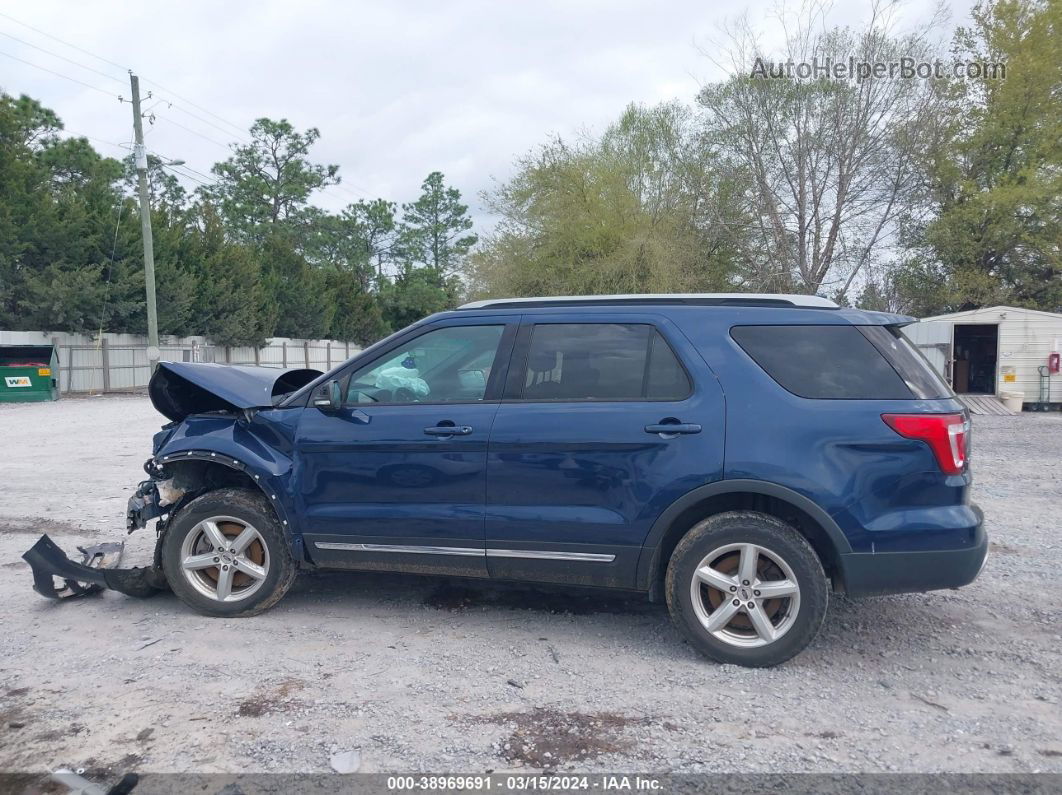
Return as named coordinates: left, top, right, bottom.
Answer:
left=458, top=293, right=838, bottom=310
left=920, top=305, right=1062, bottom=322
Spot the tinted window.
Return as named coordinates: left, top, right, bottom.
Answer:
left=730, top=325, right=913, bottom=399
left=866, top=325, right=954, bottom=399
left=646, top=331, right=692, bottom=399
left=520, top=323, right=690, bottom=401
left=345, top=325, right=504, bottom=404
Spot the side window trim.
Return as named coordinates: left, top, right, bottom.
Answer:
left=503, top=320, right=694, bottom=404
left=336, top=321, right=518, bottom=407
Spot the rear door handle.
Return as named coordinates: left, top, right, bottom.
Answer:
left=424, top=425, right=473, bottom=436
left=645, top=423, right=701, bottom=437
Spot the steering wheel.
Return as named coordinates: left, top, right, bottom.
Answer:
left=392, top=386, right=418, bottom=403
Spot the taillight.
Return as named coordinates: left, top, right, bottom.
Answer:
left=882, top=413, right=969, bottom=475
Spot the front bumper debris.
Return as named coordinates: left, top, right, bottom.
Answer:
left=23, top=534, right=167, bottom=599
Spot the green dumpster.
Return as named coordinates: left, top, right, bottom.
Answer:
left=0, top=345, right=59, bottom=402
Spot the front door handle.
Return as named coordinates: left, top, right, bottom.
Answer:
left=645, top=422, right=701, bottom=438
left=424, top=425, right=473, bottom=437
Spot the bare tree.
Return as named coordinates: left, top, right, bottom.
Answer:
left=697, top=0, right=946, bottom=297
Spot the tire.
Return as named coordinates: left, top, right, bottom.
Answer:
left=665, top=511, right=828, bottom=667
left=161, top=488, right=297, bottom=617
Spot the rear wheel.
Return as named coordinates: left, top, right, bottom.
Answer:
left=162, top=488, right=296, bottom=617
left=666, top=511, right=828, bottom=667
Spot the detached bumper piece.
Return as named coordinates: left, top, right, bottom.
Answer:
left=23, top=534, right=167, bottom=600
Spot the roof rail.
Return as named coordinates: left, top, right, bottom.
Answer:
left=458, top=293, right=839, bottom=310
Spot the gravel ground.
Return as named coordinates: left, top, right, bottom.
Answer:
left=0, top=395, right=1060, bottom=779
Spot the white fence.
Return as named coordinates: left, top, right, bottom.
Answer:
left=0, top=330, right=362, bottom=394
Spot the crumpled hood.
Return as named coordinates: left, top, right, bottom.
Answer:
left=148, top=361, right=322, bottom=422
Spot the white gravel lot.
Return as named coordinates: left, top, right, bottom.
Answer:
left=0, top=395, right=1060, bottom=779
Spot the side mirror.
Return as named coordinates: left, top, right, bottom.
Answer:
left=312, top=379, right=342, bottom=411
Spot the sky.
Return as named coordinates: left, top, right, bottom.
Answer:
left=0, top=0, right=976, bottom=229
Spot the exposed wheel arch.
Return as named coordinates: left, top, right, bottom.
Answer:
left=157, top=456, right=301, bottom=561
left=637, top=480, right=851, bottom=599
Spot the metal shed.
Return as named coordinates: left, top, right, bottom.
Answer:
left=903, top=305, right=1062, bottom=411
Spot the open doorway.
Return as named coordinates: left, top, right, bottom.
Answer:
left=952, top=324, right=998, bottom=394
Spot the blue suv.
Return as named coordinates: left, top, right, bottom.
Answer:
left=24, top=294, right=987, bottom=667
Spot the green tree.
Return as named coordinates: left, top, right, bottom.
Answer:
left=204, top=118, right=339, bottom=243
left=0, top=96, right=128, bottom=332
left=302, top=198, right=397, bottom=289
left=0, top=94, right=64, bottom=325
left=326, top=269, right=390, bottom=344
left=467, top=102, right=744, bottom=299
left=899, top=0, right=1062, bottom=313
left=378, top=267, right=455, bottom=330
left=261, top=230, right=335, bottom=339
left=349, top=198, right=398, bottom=280
left=396, top=172, right=477, bottom=277
left=0, top=91, right=464, bottom=343
left=183, top=203, right=275, bottom=346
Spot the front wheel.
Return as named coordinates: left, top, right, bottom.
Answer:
left=161, top=488, right=297, bottom=617
left=665, top=511, right=828, bottom=667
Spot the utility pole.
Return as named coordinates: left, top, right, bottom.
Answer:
left=129, top=72, right=160, bottom=373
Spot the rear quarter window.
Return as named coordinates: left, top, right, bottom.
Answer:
left=864, top=325, right=954, bottom=399
left=730, top=325, right=913, bottom=400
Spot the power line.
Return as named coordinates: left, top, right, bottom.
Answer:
left=0, top=48, right=120, bottom=98
left=0, top=10, right=249, bottom=140
left=161, top=162, right=214, bottom=188
left=0, top=29, right=125, bottom=85
left=152, top=113, right=231, bottom=150
left=148, top=148, right=216, bottom=183
left=2, top=14, right=371, bottom=207
left=144, top=95, right=249, bottom=143
left=62, top=129, right=129, bottom=151
left=328, top=181, right=376, bottom=202
left=0, top=10, right=128, bottom=74
left=141, top=77, right=248, bottom=138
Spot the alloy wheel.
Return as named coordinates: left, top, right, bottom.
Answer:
left=689, top=542, right=801, bottom=648
left=179, top=516, right=270, bottom=603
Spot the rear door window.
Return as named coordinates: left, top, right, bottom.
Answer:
left=730, top=325, right=913, bottom=399
left=518, top=323, right=691, bottom=401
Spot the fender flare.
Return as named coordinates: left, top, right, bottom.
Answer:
left=635, top=479, right=852, bottom=591
left=154, top=448, right=303, bottom=560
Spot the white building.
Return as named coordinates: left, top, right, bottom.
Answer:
left=903, top=305, right=1062, bottom=409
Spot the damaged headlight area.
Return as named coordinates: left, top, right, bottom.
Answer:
left=127, top=458, right=187, bottom=532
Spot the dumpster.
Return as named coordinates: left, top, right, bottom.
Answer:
left=0, top=345, right=59, bottom=402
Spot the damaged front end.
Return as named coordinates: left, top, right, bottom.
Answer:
left=21, top=459, right=180, bottom=600
left=23, top=535, right=166, bottom=599
left=23, top=361, right=319, bottom=602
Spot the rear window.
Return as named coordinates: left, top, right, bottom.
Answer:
left=730, top=325, right=914, bottom=399
left=865, top=325, right=953, bottom=399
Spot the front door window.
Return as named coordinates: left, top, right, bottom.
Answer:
left=345, top=325, right=505, bottom=404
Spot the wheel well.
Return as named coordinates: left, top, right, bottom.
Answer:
left=157, top=459, right=303, bottom=564
left=165, top=459, right=260, bottom=497
left=651, top=492, right=842, bottom=596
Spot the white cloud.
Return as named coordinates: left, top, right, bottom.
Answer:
left=0, top=0, right=973, bottom=228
